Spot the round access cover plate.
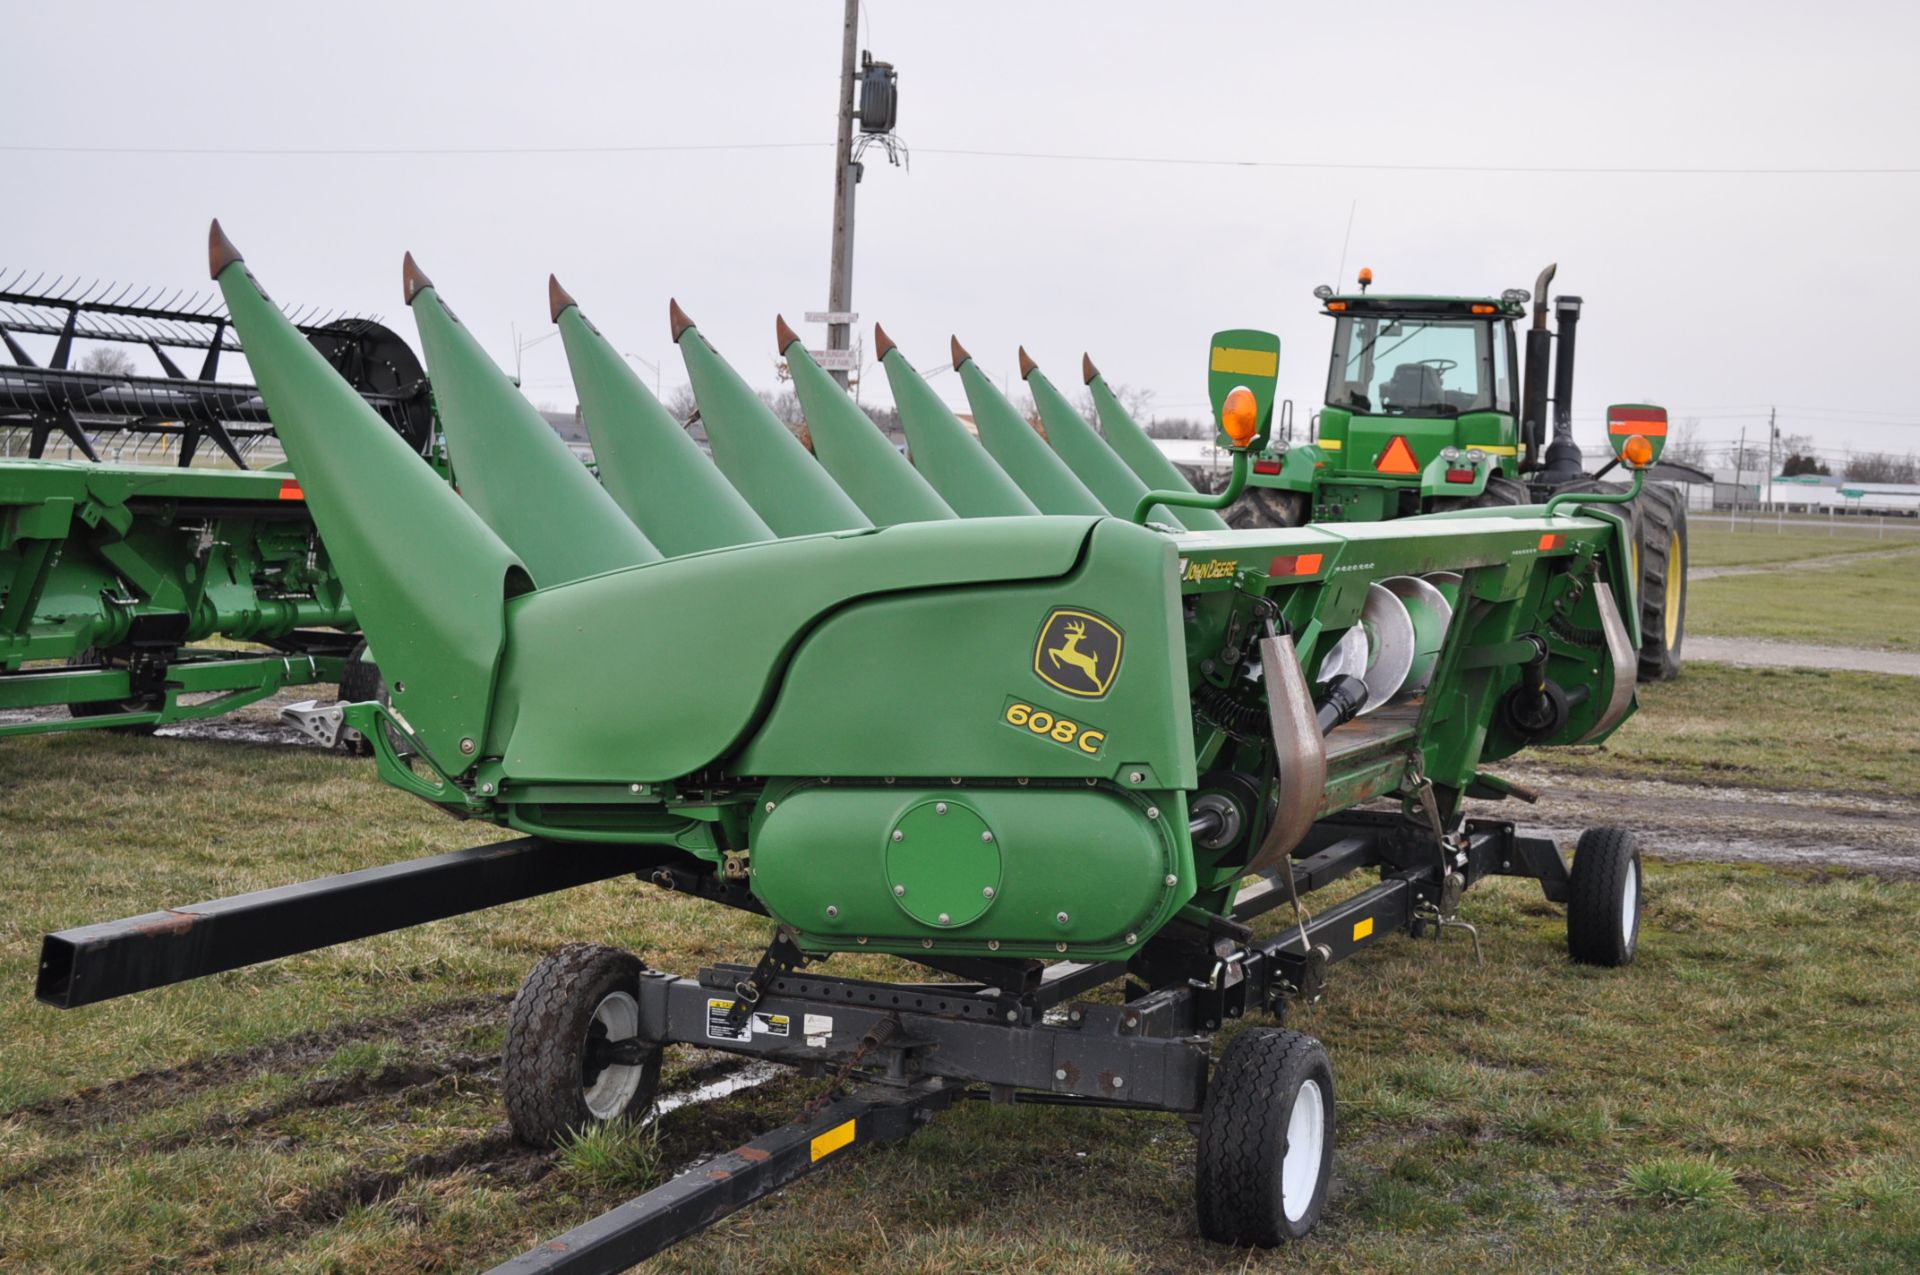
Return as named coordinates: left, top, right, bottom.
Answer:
left=885, top=800, right=1003, bottom=929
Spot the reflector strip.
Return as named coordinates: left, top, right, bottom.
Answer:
left=277, top=480, right=305, bottom=501
left=1538, top=533, right=1564, bottom=550
left=1475, top=444, right=1518, bottom=456
left=1353, top=917, right=1375, bottom=941
left=1209, top=346, right=1279, bottom=377
left=1376, top=435, right=1419, bottom=475
left=1268, top=552, right=1324, bottom=577
left=811, top=1118, right=856, bottom=1161
left=1317, top=438, right=1343, bottom=451
left=1253, top=458, right=1282, bottom=475
left=1608, top=408, right=1668, bottom=437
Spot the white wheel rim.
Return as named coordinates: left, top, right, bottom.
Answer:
left=582, top=990, right=645, bottom=1120
left=1281, top=1078, right=1327, bottom=1222
left=1621, top=860, right=1639, bottom=948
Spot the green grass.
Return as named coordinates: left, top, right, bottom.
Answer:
left=1532, top=663, right=1920, bottom=796
left=5, top=713, right=1920, bottom=1272
left=1688, top=523, right=1920, bottom=569
left=1688, top=553, right=1920, bottom=650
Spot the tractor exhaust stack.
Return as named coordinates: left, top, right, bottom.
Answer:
left=1542, top=293, right=1585, bottom=480
left=1520, top=262, right=1556, bottom=472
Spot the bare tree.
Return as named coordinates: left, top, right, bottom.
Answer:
left=1844, top=451, right=1920, bottom=483
left=1661, top=416, right=1709, bottom=468
left=663, top=384, right=699, bottom=426
left=1146, top=417, right=1212, bottom=440
left=756, top=389, right=806, bottom=433
left=79, top=347, right=137, bottom=377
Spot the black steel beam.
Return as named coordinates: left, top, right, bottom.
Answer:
left=38, top=838, right=657, bottom=1008
left=487, top=1079, right=961, bottom=1274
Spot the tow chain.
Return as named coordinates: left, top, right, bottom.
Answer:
left=800, top=1018, right=899, bottom=1120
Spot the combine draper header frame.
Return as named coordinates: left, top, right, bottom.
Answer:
left=38, top=222, right=1669, bottom=1268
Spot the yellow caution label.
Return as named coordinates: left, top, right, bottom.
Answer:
left=1210, top=346, right=1279, bottom=377
left=1317, top=438, right=1344, bottom=451
left=1476, top=444, right=1519, bottom=456
left=1352, top=917, right=1375, bottom=941
left=811, top=1118, right=857, bottom=1161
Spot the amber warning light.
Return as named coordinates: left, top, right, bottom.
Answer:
left=1221, top=386, right=1259, bottom=448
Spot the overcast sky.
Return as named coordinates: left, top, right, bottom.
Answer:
left=8, top=1, right=1919, bottom=467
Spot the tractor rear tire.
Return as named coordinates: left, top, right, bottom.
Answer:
left=504, top=944, right=662, bottom=1147
left=1567, top=827, right=1643, bottom=968
left=1634, top=484, right=1689, bottom=681
left=1228, top=486, right=1309, bottom=530
left=1195, top=1027, right=1336, bottom=1245
left=335, top=640, right=388, bottom=756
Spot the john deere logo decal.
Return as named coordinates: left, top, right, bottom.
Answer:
left=1034, top=608, right=1123, bottom=698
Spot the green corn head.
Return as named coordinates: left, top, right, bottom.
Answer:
left=211, top=221, right=1646, bottom=965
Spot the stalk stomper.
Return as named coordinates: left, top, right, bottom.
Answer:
left=0, top=271, right=433, bottom=737
left=39, top=223, right=1671, bottom=1268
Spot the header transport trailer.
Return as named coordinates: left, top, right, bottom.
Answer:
left=0, top=272, right=433, bottom=738
left=39, top=223, right=1668, bottom=1270
left=1226, top=266, right=1690, bottom=682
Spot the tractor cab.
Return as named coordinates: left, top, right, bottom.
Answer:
left=1238, top=274, right=1533, bottom=524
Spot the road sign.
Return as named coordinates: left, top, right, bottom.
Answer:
left=809, top=349, right=860, bottom=371
left=805, top=312, right=859, bottom=325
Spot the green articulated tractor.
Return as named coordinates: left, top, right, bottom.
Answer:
left=1223, top=265, right=1689, bottom=681
left=0, top=276, right=434, bottom=738
left=40, top=221, right=1676, bottom=1265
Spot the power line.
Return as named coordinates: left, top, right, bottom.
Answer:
left=5, top=140, right=1917, bottom=176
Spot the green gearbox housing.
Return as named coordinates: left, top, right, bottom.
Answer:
left=207, top=221, right=1647, bottom=965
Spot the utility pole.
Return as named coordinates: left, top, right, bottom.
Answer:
left=1735, top=424, right=1747, bottom=522
left=1766, top=405, right=1777, bottom=511
left=825, top=0, right=861, bottom=389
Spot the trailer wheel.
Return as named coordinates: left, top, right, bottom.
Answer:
left=65, top=648, right=159, bottom=734
left=504, top=944, right=661, bottom=1147
left=1634, top=484, right=1688, bottom=682
left=1195, top=1027, right=1336, bottom=1245
left=1567, top=827, right=1642, bottom=967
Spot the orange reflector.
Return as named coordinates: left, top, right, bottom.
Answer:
left=1269, top=552, right=1324, bottom=577
left=1326, top=301, right=1347, bottom=311
left=1622, top=434, right=1655, bottom=468
left=1471, top=304, right=1495, bottom=315
left=1538, top=533, right=1564, bottom=551
left=277, top=480, right=304, bottom=501
left=1376, top=435, right=1419, bottom=475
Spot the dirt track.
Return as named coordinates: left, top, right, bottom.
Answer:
left=1682, top=636, right=1920, bottom=677
left=1491, top=768, right=1920, bottom=878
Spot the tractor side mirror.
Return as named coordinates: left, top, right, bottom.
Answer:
left=1606, top=403, right=1667, bottom=469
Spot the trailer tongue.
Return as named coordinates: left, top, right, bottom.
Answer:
left=37, top=222, right=1670, bottom=1266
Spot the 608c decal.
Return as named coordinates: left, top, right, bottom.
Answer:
left=1003, top=699, right=1106, bottom=755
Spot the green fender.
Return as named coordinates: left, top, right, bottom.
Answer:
left=878, top=329, right=1037, bottom=517
left=406, top=257, right=660, bottom=580
left=552, top=279, right=773, bottom=557
left=488, top=516, right=1101, bottom=784
left=209, top=222, right=518, bottom=770
left=779, top=318, right=954, bottom=526
left=955, top=340, right=1105, bottom=516
left=674, top=303, right=870, bottom=537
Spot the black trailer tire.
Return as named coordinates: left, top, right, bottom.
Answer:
left=1634, top=484, right=1688, bottom=682
left=1567, top=827, right=1643, bottom=968
left=504, top=944, right=662, bottom=1148
left=1195, top=1027, right=1336, bottom=1246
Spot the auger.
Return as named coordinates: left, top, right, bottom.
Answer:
left=38, top=221, right=1671, bottom=1270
